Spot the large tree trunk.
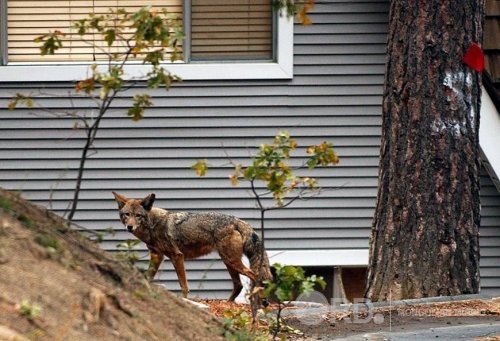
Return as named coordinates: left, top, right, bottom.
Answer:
left=365, top=0, right=484, bottom=301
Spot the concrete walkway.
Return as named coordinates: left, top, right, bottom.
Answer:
left=336, top=321, right=500, bottom=340
left=334, top=294, right=500, bottom=341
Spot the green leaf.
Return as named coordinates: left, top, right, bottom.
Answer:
left=127, top=94, right=153, bottom=121
left=228, top=164, right=242, bottom=186
left=99, top=87, right=109, bottom=100
left=191, top=160, right=209, bottom=177
left=8, top=94, right=33, bottom=110
left=104, top=29, right=116, bottom=46
left=146, top=67, right=180, bottom=89
left=89, top=15, right=104, bottom=32
left=306, top=141, right=339, bottom=168
left=36, top=30, right=65, bottom=55
left=144, top=50, right=164, bottom=67
left=275, top=287, right=290, bottom=302
left=73, top=19, right=87, bottom=36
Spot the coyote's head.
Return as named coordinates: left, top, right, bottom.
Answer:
left=112, top=192, right=155, bottom=233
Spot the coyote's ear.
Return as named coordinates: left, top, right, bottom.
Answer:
left=141, top=193, right=155, bottom=211
left=112, top=192, right=128, bottom=209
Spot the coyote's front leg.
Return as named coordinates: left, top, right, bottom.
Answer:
left=171, top=252, right=190, bottom=298
left=146, top=249, right=164, bottom=281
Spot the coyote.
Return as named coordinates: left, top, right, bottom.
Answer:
left=112, top=192, right=272, bottom=301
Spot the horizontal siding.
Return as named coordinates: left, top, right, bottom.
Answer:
left=1, top=114, right=383, bottom=127
left=480, top=169, right=500, bottom=295
left=1, top=0, right=499, bottom=299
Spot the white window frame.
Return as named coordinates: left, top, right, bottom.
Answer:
left=0, top=5, right=293, bottom=82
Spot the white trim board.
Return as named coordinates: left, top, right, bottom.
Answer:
left=480, top=86, right=500, bottom=192
left=268, top=249, right=369, bottom=267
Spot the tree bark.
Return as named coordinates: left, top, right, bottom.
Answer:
left=366, top=0, right=484, bottom=301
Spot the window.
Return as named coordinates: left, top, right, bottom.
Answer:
left=189, top=1, right=273, bottom=61
left=0, top=0, right=293, bottom=81
left=6, top=1, right=184, bottom=63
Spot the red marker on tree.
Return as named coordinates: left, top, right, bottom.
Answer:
left=463, top=43, right=485, bottom=72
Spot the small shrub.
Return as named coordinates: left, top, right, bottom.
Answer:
left=18, top=299, right=43, bottom=320
left=34, top=234, right=64, bottom=256
left=263, top=263, right=326, bottom=339
left=0, top=197, right=12, bottom=210
left=116, top=239, right=141, bottom=265
left=222, top=309, right=267, bottom=341
left=17, top=213, right=34, bottom=229
left=93, top=226, right=116, bottom=243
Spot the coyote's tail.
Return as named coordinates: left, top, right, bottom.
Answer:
left=236, top=220, right=273, bottom=282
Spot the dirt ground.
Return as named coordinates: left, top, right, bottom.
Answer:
left=0, top=187, right=498, bottom=341
left=0, top=188, right=224, bottom=341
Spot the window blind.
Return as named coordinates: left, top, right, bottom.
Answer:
left=7, top=0, right=182, bottom=62
left=190, top=0, right=273, bottom=61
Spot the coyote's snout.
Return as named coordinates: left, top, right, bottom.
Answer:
left=112, top=192, right=273, bottom=301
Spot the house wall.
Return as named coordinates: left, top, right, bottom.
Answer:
left=1, top=0, right=499, bottom=298
left=481, top=170, right=500, bottom=295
